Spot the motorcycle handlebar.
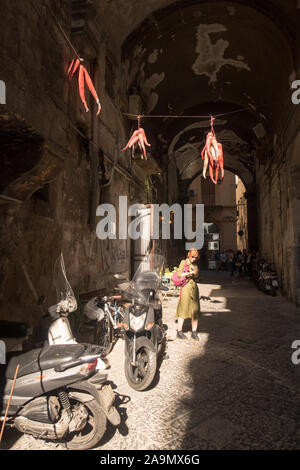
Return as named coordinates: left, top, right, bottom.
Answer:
left=101, top=295, right=122, bottom=302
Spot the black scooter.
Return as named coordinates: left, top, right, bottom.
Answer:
left=114, top=255, right=168, bottom=391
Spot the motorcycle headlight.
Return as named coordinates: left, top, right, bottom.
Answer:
left=129, top=312, right=146, bottom=332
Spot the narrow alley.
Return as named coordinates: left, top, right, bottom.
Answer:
left=0, top=0, right=300, bottom=454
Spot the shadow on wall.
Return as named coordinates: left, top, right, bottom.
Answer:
left=170, top=274, right=300, bottom=450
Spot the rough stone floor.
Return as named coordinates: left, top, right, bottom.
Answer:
left=2, top=271, right=300, bottom=450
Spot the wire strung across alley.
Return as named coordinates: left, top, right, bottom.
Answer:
left=122, top=99, right=287, bottom=121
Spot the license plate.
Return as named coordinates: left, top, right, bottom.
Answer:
left=271, top=280, right=278, bottom=287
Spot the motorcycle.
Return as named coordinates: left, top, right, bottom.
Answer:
left=0, top=253, right=120, bottom=450
left=257, top=261, right=279, bottom=296
left=114, top=254, right=168, bottom=391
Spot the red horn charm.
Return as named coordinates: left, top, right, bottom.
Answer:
left=67, top=59, right=101, bottom=116
left=201, top=116, right=224, bottom=184
left=122, top=116, right=151, bottom=160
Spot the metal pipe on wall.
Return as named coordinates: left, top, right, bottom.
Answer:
left=89, top=58, right=100, bottom=231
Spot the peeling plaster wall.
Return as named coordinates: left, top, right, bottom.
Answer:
left=101, top=0, right=297, bottom=50
left=192, top=23, right=250, bottom=85
left=123, top=45, right=165, bottom=113
left=122, top=0, right=294, bottom=126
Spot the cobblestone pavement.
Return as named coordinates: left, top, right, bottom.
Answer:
left=2, top=271, right=300, bottom=450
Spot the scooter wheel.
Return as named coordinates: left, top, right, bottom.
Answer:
left=124, top=347, right=157, bottom=391
left=64, top=398, right=106, bottom=450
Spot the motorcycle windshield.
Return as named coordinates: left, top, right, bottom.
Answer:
left=53, top=253, right=77, bottom=312
left=119, top=254, right=165, bottom=306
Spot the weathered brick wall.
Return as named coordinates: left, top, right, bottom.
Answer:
left=0, top=0, right=70, bottom=150
left=0, top=1, right=146, bottom=326
left=0, top=0, right=71, bottom=324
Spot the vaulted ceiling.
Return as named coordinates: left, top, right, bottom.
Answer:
left=100, top=0, right=298, bottom=189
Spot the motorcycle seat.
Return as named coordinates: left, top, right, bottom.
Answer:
left=4, top=344, right=86, bottom=379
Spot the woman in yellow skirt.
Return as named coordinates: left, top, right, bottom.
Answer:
left=176, top=249, right=200, bottom=341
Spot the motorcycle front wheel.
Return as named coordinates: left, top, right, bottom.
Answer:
left=124, top=347, right=157, bottom=391
left=64, top=398, right=106, bottom=450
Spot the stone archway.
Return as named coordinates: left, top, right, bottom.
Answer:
left=103, top=0, right=297, bottom=300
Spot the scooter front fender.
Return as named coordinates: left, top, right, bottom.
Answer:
left=124, top=335, right=156, bottom=358
left=137, top=336, right=156, bottom=353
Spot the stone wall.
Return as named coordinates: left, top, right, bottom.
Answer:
left=0, top=0, right=146, bottom=326
left=188, top=171, right=238, bottom=257
left=256, top=106, right=300, bottom=304
left=236, top=178, right=248, bottom=252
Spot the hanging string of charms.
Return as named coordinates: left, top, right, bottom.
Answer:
left=67, top=58, right=101, bottom=116
left=120, top=99, right=283, bottom=179
left=201, top=115, right=224, bottom=184
left=121, top=115, right=151, bottom=161
left=120, top=112, right=223, bottom=182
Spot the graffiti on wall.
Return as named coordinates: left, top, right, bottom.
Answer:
left=98, top=238, right=128, bottom=273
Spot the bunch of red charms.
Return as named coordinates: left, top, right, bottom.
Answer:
left=201, top=116, right=224, bottom=184
left=67, top=58, right=101, bottom=116
left=121, top=115, right=151, bottom=160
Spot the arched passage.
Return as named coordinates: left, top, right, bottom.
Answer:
left=187, top=169, right=251, bottom=265
left=118, top=0, right=298, bottom=302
